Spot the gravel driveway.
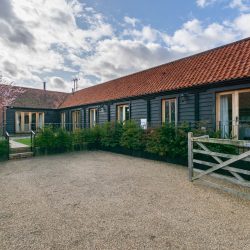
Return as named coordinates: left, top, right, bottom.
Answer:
left=0, top=151, right=249, bottom=250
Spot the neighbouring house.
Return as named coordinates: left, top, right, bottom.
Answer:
left=1, top=38, right=250, bottom=139
left=0, top=85, right=68, bottom=134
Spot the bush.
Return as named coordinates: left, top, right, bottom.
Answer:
left=35, top=127, right=56, bottom=154
left=73, top=126, right=101, bottom=149
left=33, top=121, right=239, bottom=162
left=146, top=124, right=190, bottom=158
left=54, top=129, right=72, bottom=153
left=0, top=139, right=9, bottom=161
left=120, top=121, right=144, bottom=151
left=72, top=129, right=86, bottom=150
left=100, top=122, right=123, bottom=148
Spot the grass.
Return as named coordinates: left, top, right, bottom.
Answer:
left=14, top=138, right=31, bottom=146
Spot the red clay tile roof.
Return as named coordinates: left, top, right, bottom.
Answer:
left=60, top=37, right=250, bottom=108
left=0, top=84, right=69, bottom=109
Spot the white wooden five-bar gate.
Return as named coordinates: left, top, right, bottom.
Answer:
left=188, top=132, right=250, bottom=192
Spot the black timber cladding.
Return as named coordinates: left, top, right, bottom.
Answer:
left=5, top=78, right=250, bottom=132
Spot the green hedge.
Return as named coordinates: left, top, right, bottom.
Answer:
left=0, top=139, right=9, bottom=161
left=34, top=121, right=238, bottom=163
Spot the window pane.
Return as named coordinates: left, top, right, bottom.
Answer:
left=170, top=100, right=176, bottom=124
left=220, top=94, right=232, bottom=138
left=119, top=106, right=123, bottom=122
left=38, top=113, right=43, bottom=129
left=91, top=110, right=93, bottom=127
left=16, top=112, right=21, bottom=132
left=24, top=113, right=29, bottom=131
left=239, top=91, right=250, bottom=140
left=31, top=113, right=36, bottom=131
left=90, top=109, right=96, bottom=127
left=125, top=106, right=130, bottom=121
left=165, top=101, right=170, bottom=123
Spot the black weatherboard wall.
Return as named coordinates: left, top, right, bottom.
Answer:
left=109, top=99, right=147, bottom=125
left=5, top=78, right=250, bottom=133
left=5, top=107, right=60, bottom=134
left=62, top=80, right=231, bottom=130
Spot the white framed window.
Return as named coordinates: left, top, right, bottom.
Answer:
left=117, top=104, right=130, bottom=122
left=72, top=111, right=80, bottom=131
left=162, top=99, right=177, bottom=125
left=61, top=112, right=66, bottom=129
left=89, top=108, right=97, bottom=128
left=216, top=89, right=250, bottom=139
left=15, top=112, right=44, bottom=133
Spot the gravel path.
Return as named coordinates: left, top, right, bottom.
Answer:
left=0, top=151, right=249, bottom=250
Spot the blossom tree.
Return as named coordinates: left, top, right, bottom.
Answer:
left=0, top=75, right=25, bottom=107
left=0, top=73, right=25, bottom=133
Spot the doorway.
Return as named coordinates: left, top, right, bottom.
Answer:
left=216, top=89, right=250, bottom=139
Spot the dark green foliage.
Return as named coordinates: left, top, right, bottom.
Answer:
left=120, top=121, right=144, bottom=151
left=145, top=124, right=190, bottom=158
left=34, top=122, right=239, bottom=161
left=0, top=139, right=9, bottom=161
left=35, top=127, right=56, bottom=154
left=100, top=122, right=123, bottom=148
left=54, top=129, right=72, bottom=152
left=72, top=129, right=86, bottom=150
left=83, top=126, right=102, bottom=149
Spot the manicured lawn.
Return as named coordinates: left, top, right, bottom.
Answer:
left=14, top=138, right=31, bottom=146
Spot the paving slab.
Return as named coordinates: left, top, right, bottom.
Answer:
left=9, top=139, right=29, bottom=149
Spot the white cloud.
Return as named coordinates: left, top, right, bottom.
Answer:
left=0, top=0, right=249, bottom=92
left=124, top=16, right=139, bottom=27
left=78, top=39, right=177, bottom=83
left=75, top=17, right=242, bottom=85
left=165, top=19, right=237, bottom=53
left=0, top=0, right=113, bottom=90
left=48, top=76, right=67, bottom=89
left=197, top=0, right=250, bottom=11
left=233, top=13, right=250, bottom=35
left=196, top=0, right=216, bottom=7
left=230, top=0, right=250, bottom=11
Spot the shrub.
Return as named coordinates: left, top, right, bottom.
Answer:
left=120, top=121, right=144, bottom=151
left=82, top=126, right=102, bottom=149
left=0, top=139, right=9, bottom=161
left=33, top=120, right=239, bottom=161
left=146, top=124, right=190, bottom=158
left=54, top=129, right=72, bottom=153
left=100, top=122, right=123, bottom=148
left=35, top=126, right=56, bottom=154
left=72, top=129, right=86, bottom=150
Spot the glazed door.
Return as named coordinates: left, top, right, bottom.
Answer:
left=31, top=113, right=36, bottom=131
left=219, top=94, right=233, bottom=138
left=24, top=113, right=30, bottom=132
left=239, top=91, right=250, bottom=140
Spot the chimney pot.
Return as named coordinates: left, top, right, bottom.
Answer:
left=43, top=81, right=46, bottom=91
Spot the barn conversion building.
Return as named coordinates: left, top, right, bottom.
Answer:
left=1, top=37, right=250, bottom=140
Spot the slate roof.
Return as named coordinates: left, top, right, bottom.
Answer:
left=0, top=84, right=68, bottom=109
left=60, top=37, right=250, bottom=108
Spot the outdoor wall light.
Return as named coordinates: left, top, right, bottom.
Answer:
left=98, top=105, right=106, bottom=112
left=180, top=93, right=188, bottom=103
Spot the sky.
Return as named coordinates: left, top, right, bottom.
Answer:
left=0, top=0, right=250, bottom=92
